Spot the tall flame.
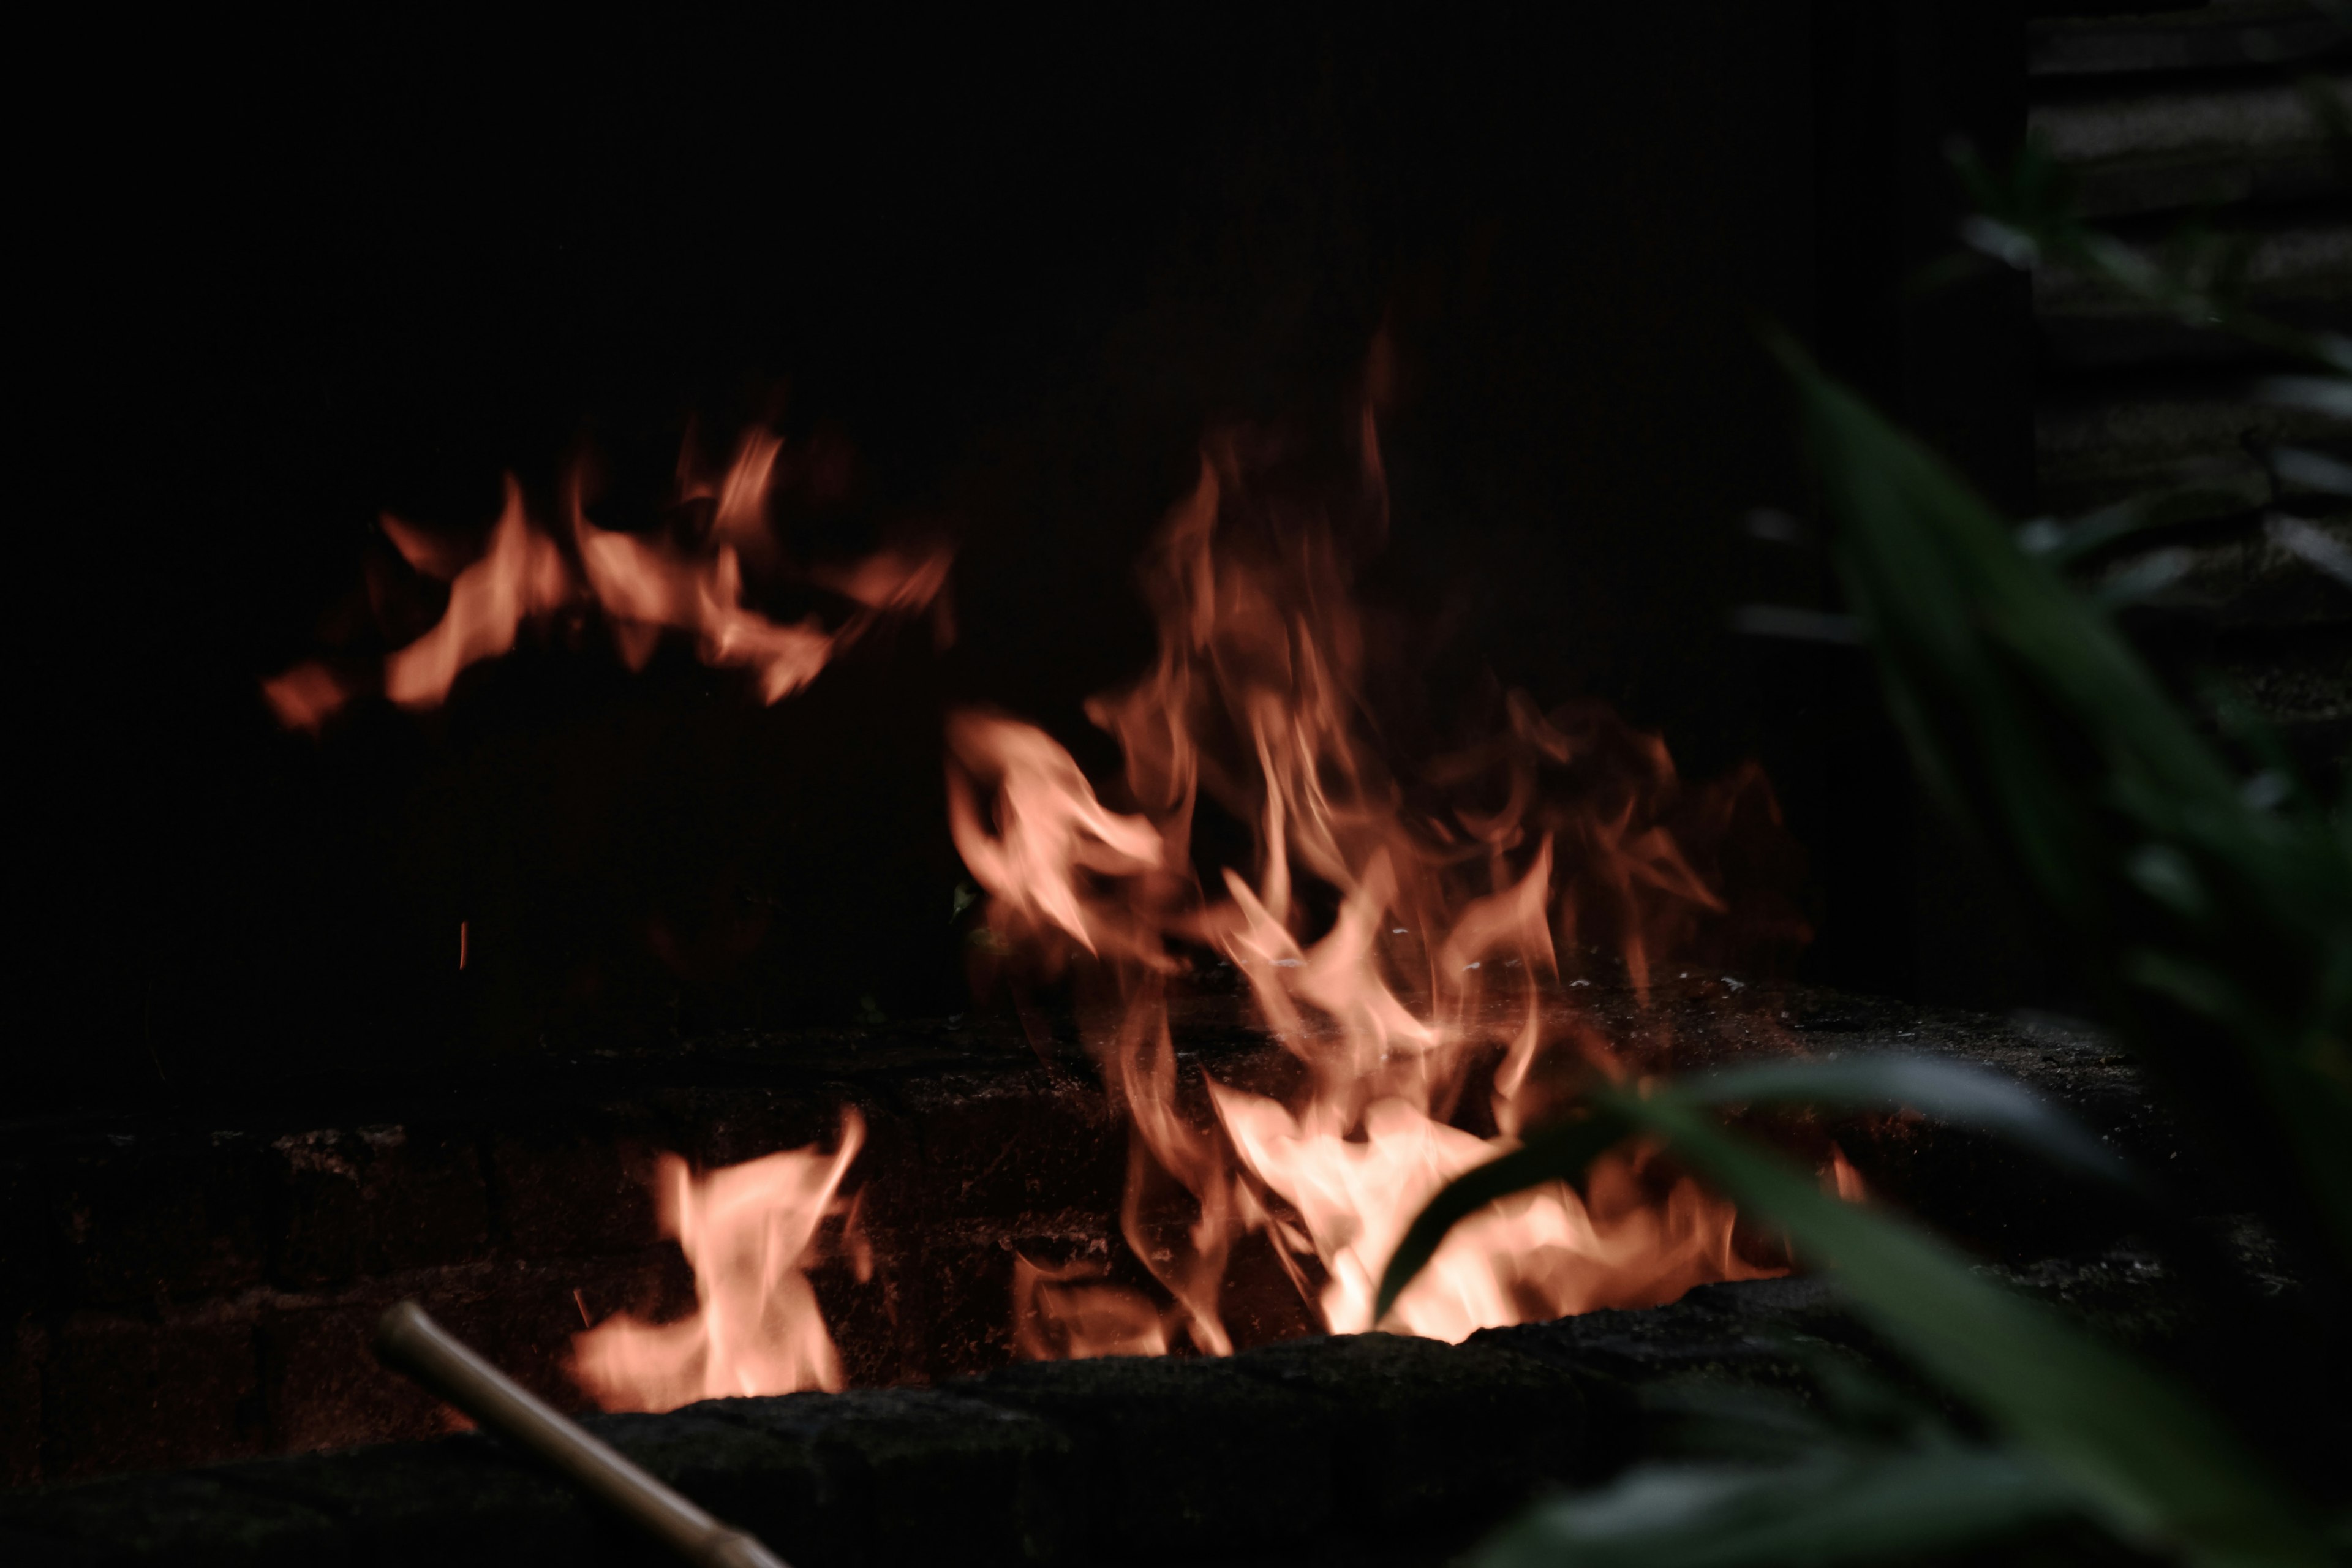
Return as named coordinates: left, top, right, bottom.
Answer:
left=571, top=1110, right=865, bottom=1411
left=951, top=407, right=1799, bottom=1357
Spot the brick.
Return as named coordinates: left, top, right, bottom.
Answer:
left=966, top=1355, right=1330, bottom=1560
left=269, top=1126, right=489, bottom=1288
left=215, top=1438, right=591, bottom=1568
left=4, top=1315, right=43, bottom=1487
left=48, top=1137, right=269, bottom=1306
left=0, top=1472, right=342, bottom=1566
left=865, top=1070, right=1124, bottom=1231
left=45, top=1310, right=266, bottom=1480
left=258, top=1300, right=456, bottom=1454
left=1232, top=1332, right=1585, bottom=1526
left=707, top=1387, right=1074, bottom=1568
left=0, top=1158, right=52, bottom=1317
left=650, top=1087, right=854, bottom=1172
left=488, top=1131, right=661, bottom=1258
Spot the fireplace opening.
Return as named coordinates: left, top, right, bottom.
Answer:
left=13, top=6, right=2350, bottom=1566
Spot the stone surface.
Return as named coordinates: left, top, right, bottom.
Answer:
left=217, top=1439, right=592, bottom=1567
left=587, top=1408, right=843, bottom=1567
left=968, top=1354, right=1336, bottom=1559
left=703, top=1387, right=1073, bottom=1568
left=0, top=1472, right=342, bottom=1566
left=1231, top=1332, right=1583, bottom=1528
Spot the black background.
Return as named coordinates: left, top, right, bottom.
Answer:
left=19, top=8, right=2027, bottom=1101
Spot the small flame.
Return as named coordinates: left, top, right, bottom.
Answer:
left=265, top=429, right=950, bottom=724
left=571, top=1109, right=864, bottom=1411
left=1826, top=1142, right=1870, bottom=1202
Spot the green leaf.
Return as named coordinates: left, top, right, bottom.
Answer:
left=1474, top=1449, right=2079, bottom=1568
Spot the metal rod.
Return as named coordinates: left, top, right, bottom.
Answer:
left=374, top=1300, right=790, bottom=1568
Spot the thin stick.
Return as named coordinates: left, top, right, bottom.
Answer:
left=374, top=1300, right=790, bottom=1568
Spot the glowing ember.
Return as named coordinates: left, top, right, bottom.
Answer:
left=571, top=1110, right=865, bottom=1411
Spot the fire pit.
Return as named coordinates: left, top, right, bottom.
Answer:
left=1, top=981, right=2193, bottom=1491
left=17, top=6, right=2347, bottom=1566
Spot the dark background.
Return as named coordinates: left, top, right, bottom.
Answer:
left=18, top=6, right=2031, bottom=1101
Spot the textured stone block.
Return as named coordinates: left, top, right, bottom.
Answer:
left=269, top=1126, right=489, bottom=1287
left=487, top=1129, right=661, bottom=1258
left=215, top=1438, right=590, bottom=1568
left=707, top=1387, right=1073, bottom=1568
left=968, top=1355, right=1329, bottom=1560
left=586, top=1409, right=843, bottom=1566
left=1232, top=1332, right=1584, bottom=1526
left=46, top=1311, right=266, bottom=1480
left=1471, top=1275, right=1862, bottom=1472
left=0, top=1472, right=341, bottom=1566
left=257, top=1299, right=456, bottom=1453
left=48, top=1137, right=269, bottom=1306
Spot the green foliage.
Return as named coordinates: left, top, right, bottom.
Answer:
left=1775, top=337, right=2352, bottom=1258
left=1952, top=135, right=2352, bottom=380
left=1478, top=1450, right=2078, bottom=1568
left=1379, top=1070, right=2328, bottom=1566
left=1378, top=334, right=2352, bottom=1561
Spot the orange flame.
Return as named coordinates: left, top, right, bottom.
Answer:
left=265, top=428, right=949, bottom=727
left=952, top=404, right=1799, bottom=1357
left=571, top=1109, right=864, bottom=1411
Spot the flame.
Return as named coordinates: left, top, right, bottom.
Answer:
left=265, top=428, right=949, bottom=725
left=951, top=404, right=1800, bottom=1357
left=571, top=1109, right=864, bottom=1411
left=288, top=371, right=1808, bottom=1393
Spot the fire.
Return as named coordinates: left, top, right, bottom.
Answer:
left=571, top=1110, right=865, bottom=1411
left=270, top=361, right=1807, bottom=1398
left=264, top=428, right=949, bottom=728
left=950, top=403, right=1801, bottom=1357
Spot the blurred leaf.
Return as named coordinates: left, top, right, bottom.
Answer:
left=1377, top=1114, right=1629, bottom=1323
left=1599, top=1087, right=2329, bottom=1567
left=1729, top=605, right=1861, bottom=644
left=2256, top=375, right=2352, bottom=419
left=2271, top=447, right=2352, bottom=498
left=2267, top=515, right=2352, bottom=590
left=2091, top=546, right=2195, bottom=609
left=1474, top=1449, right=2078, bottom=1568
left=2015, top=499, right=2149, bottom=564
left=1680, top=1055, right=2135, bottom=1189
left=1769, top=334, right=2352, bottom=1262
left=1381, top=1076, right=2328, bottom=1562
